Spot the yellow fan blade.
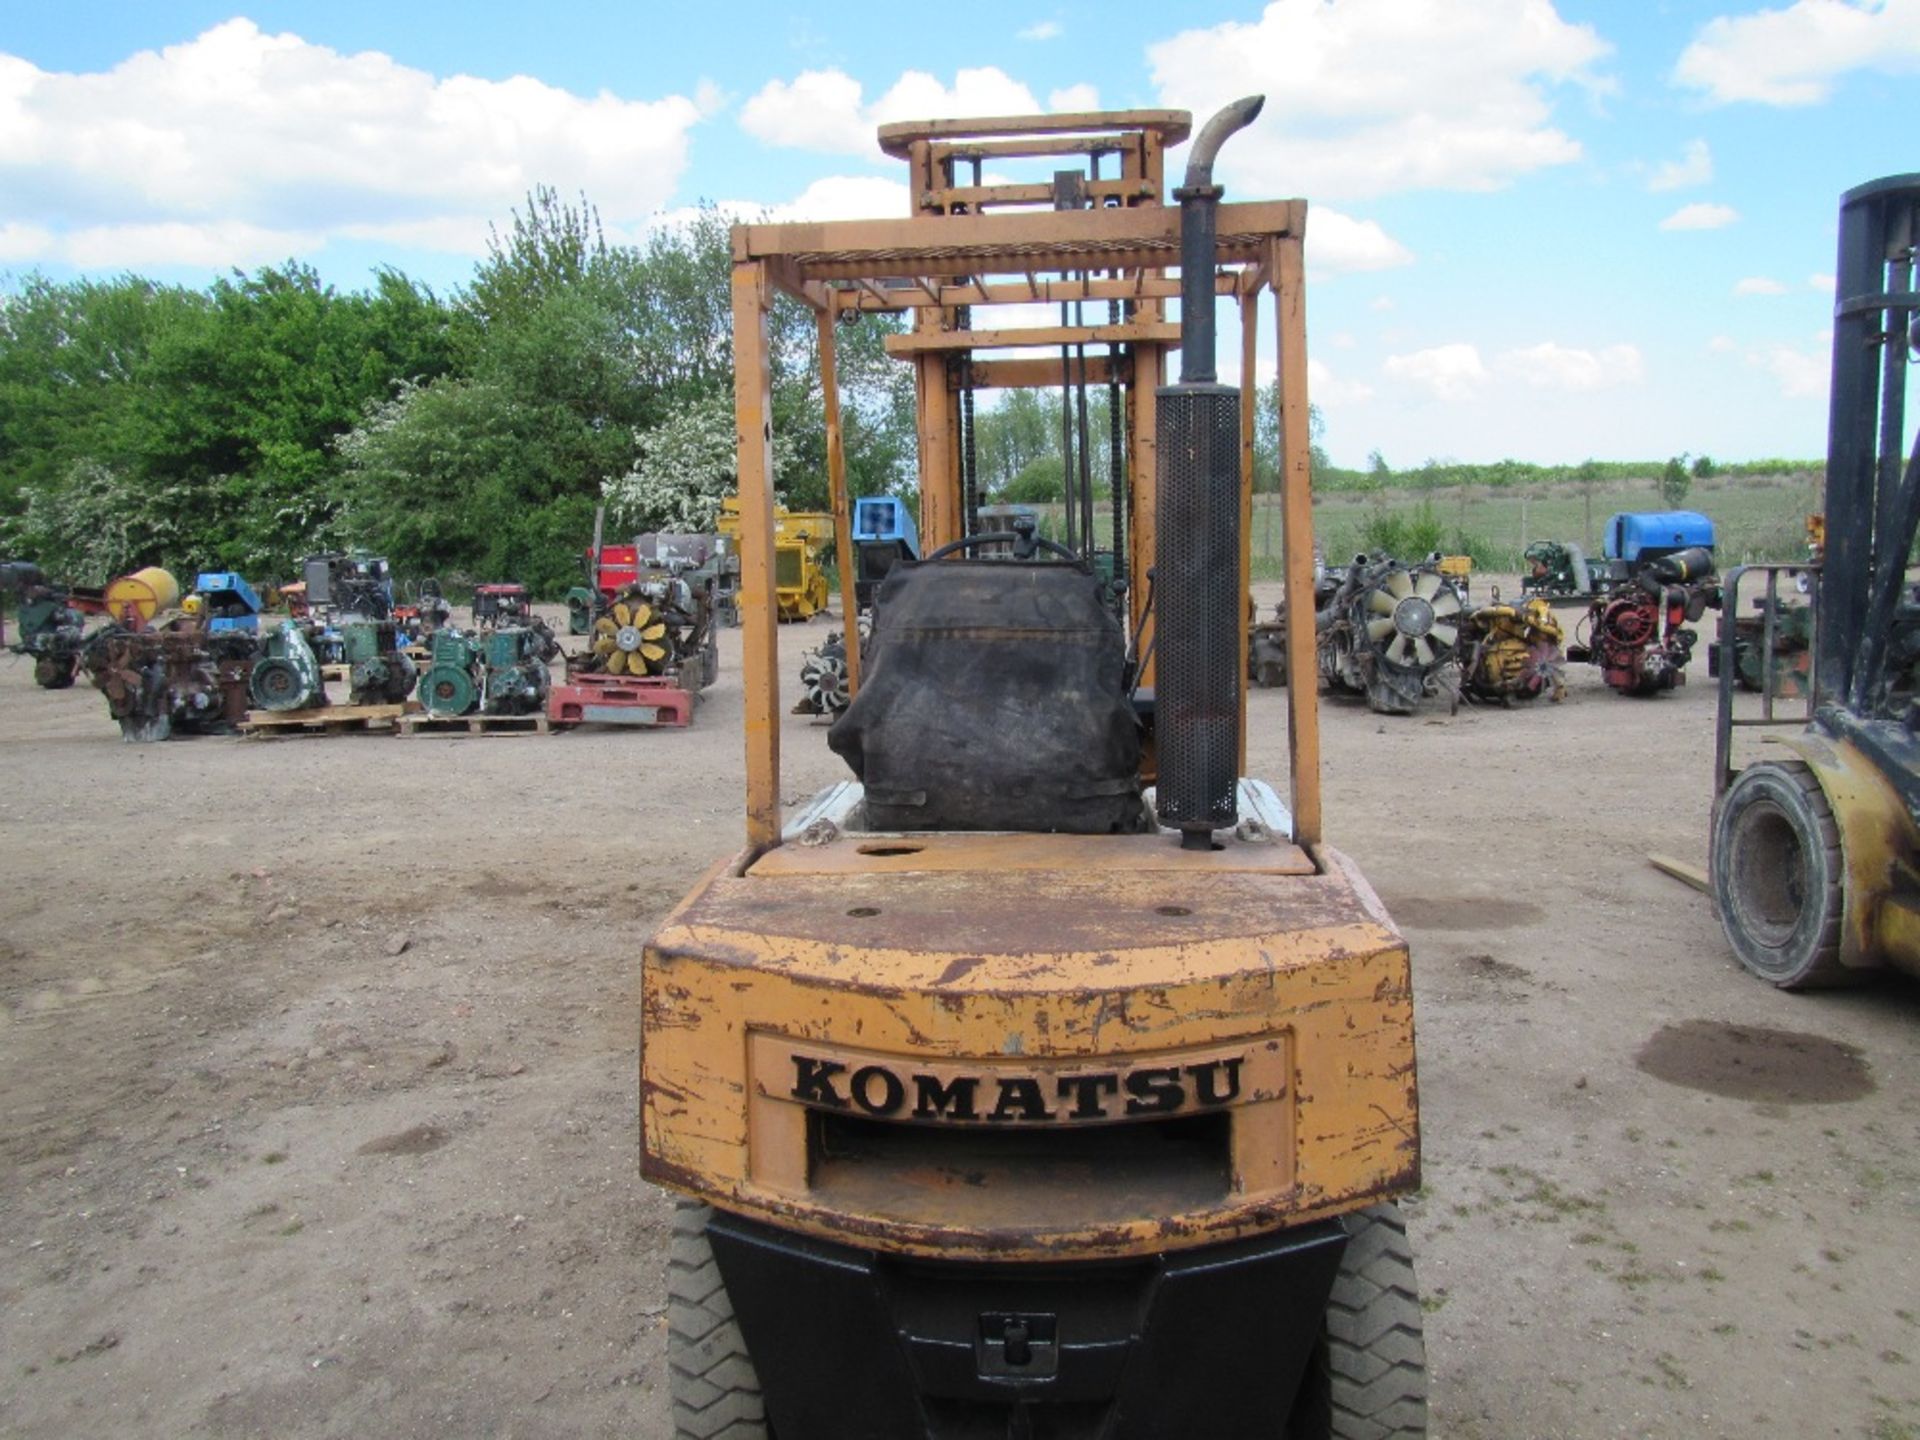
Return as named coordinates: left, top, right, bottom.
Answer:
left=592, top=635, right=615, bottom=657
left=641, top=642, right=668, bottom=662
left=640, top=622, right=667, bottom=641
left=593, top=617, right=616, bottom=638
left=628, top=602, right=653, bottom=629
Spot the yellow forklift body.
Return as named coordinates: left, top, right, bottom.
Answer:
left=1777, top=732, right=1920, bottom=973
left=641, top=835, right=1417, bottom=1264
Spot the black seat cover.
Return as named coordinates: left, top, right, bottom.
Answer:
left=827, top=559, right=1143, bottom=833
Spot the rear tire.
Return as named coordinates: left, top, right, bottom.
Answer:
left=1711, top=760, right=1852, bottom=988
left=1288, top=1203, right=1429, bottom=1439
left=669, top=1201, right=769, bottom=1440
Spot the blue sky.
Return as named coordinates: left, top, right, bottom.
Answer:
left=3, top=0, right=1916, bottom=467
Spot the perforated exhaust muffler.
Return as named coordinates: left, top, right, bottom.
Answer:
left=1155, top=95, right=1264, bottom=850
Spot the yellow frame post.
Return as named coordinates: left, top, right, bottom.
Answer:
left=1238, top=289, right=1258, bottom=778
left=733, top=259, right=782, bottom=852
left=819, top=304, right=863, bottom=698
left=1273, top=237, right=1320, bottom=846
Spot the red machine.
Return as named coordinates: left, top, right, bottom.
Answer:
left=547, top=670, right=695, bottom=729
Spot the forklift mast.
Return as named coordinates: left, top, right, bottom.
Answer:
left=1822, top=175, right=1920, bottom=720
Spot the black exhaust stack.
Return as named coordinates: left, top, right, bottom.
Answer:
left=1155, top=95, right=1264, bottom=850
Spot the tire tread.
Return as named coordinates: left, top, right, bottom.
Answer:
left=668, top=1201, right=768, bottom=1440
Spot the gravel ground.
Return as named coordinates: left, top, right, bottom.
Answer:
left=0, top=590, right=1915, bottom=1439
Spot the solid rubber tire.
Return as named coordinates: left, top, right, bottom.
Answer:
left=1710, top=759, right=1851, bottom=988
left=669, top=1202, right=769, bottom=1440
left=1288, top=1203, right=1429, bottom=1440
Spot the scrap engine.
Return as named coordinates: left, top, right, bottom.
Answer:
left=1316, top=553, right=1466, bottom=714
left=1570, top=547, right=1718, bottom=696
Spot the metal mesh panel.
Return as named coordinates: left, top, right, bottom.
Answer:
left=776, top=547, right=802, bottom=588
left=1154, top=383, right=1242, bottom=834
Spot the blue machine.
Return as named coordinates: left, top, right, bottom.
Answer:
left=852, top=495, right=920, bottom=554
left=193, top=571, right=263, bottom=635
left=851, top=496, right=920, bottom=608
left=1603, top=511, right=1715, bottom=563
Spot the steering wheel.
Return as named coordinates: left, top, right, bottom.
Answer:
left=919, top=525, right=1087, bottom=568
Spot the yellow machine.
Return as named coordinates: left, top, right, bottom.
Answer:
left=1459, top=594, right=1566, bottom=703
left=718, top=496, right=834, bottom=620
left=643, top=103, right=1426, bottom=1439
left=1711, top=175, right=1920, bottom=988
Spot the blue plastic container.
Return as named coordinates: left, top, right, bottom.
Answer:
left=1603, top=511, right=1715, bottom=561
left=852, top=496, right=920, bottom=557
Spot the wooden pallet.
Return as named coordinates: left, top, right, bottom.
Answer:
left=239, top=701, right=416, bottom=738
left=396, top=711, right=551, bottom=738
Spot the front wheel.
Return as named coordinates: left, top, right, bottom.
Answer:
left=1288, top=1203, right=1429, bottom=1439
left=669, top=1201, right=769, bottom=1440
left=1711, top=759, right=1851, bottom=988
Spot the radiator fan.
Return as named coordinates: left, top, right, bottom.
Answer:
left=592, top=598, right=668, bottom=676
left=1364, top=568, right=1463, bottom=669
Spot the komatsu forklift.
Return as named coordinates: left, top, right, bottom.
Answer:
left=1712, top=174, right=1920, bottom=988
left=642, top=102, right=1427, bottom=1438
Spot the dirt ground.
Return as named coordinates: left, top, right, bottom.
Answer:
left=1, top=589, right=1916, bottom=1440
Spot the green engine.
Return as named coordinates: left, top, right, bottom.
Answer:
left=340, top=620, right=416, bottom=705
left=249, top=621, right=325, bottom=712
left=417, top=629, right=480, bottom=716
left=480, top=626, right=551, bottom=714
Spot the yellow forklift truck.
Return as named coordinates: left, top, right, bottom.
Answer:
left=642, top=102, right=1426, bottom=1438
left=1712, top=174, right=1920, bottom=987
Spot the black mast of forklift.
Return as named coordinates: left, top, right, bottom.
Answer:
left=1823, top=174, right=1920, bottom=721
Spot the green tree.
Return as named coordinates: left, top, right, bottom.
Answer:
left=1660, top=453, right=1693, bottom=507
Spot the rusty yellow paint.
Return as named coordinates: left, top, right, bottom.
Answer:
left=731, top=261, right=781, bottom=853
left=817, top=305, right=862, bottom=698
left=1777, top=731, right=1920, bottom=973
left=1239, top=288, right=1258, bottom=778
left=1274, top=236, right=1321, bottom=847
left=642, top=843, right=1418, bottom=1263
left=749, top=830, right=1315, bottom=879
left=662, top=115, right=1397, bottom=1271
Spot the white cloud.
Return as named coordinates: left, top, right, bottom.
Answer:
left=1647, top=138, right=1712, bottom=191
left=1308, top=207, right=1414, bottom=275
left=649, top=175, right=914, bottom=234
left=1370, top=295, right=1396, bottom=312
left=1674, top=0, right=1920, bottom=105
left=0, top=20, right=702, bottom=270
left=737, top=69, right=869, bottom=153
left=1498, top=341, right=1643, bottom=390
left=765, top=175, right=912, bottom=223
left=1309, top=357, right=1375, bottom=405
left=1383, top=343, right=1489, bottom=401
left=1752, top=342, right=1828, bottom=397
left=1048, top=84, right=1100, bottom=112
left=1146, top=0, right=1609, bottom=201
left=1020, top=21, right=1064, bottom=41
left=1660, top=202, right=1739, bottom=231
left=0, top=221, right=53, bottom=261
left=1809, top=271, right=1836, bottom=290
left=1710, top=332, right=1830, bottom=398
left=739, top=65, right=1092, bottom=155
left=61, top=220, right=328, bottom=269
left=1735, top=275, right=1788, bottom=295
